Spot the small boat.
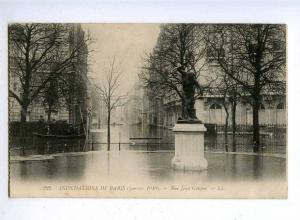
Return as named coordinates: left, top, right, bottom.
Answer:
left=32, top=132, right=86, bottom=139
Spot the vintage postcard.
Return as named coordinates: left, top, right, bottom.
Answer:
left=8, top=23, right=287, bottom=198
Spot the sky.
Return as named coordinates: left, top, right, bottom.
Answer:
left=82, top=24, right=161, bottom=95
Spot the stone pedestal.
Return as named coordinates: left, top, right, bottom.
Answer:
left=171, top=123, right=208, bottom=171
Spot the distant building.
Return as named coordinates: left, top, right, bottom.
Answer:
left=88, top=81, right=104, bottom=129
left=144, top=62, right=286, bottom=128
left=198, top=84, right=286, bottom=126
left=67, top=24, right=89, bottom=128
left=124, top=83, right=148, bottom=125
left=145, top=87, right=286, bottom=128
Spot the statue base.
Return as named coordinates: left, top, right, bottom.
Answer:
left=171, top=122, right=208, bottom=171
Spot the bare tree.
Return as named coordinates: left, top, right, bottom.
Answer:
left=8, top=23, right=91, bottom=123
left=42, top=78, right=61, bottom=122
left=205, top=24, right=286, bottom=152
left=205, top=25, right=243, bottom=151
left=207, top=70, right=240, bottom=152
left=95, top=57, right=124, bottom=151
left=139, top=24, right=210, bottom=120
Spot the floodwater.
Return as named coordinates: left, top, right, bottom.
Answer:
left=10, top=151, right=286, bottom=185
left=10, top=123, right=286, bottom=156
left=9, top=123, right=287, bottom=197
left=9, top=124, right=174, bottom=156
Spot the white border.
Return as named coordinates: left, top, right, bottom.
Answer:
left=1, top=1, right=300, bottom=219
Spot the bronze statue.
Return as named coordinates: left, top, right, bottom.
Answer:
left=177, top=66, right=202, bottom=122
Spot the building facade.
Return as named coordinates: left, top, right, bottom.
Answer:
left=144, top=63, right=286, bottom=129
left=145, top=91, right=286, bottom=129
left=124, top=83, right=148, bottom=125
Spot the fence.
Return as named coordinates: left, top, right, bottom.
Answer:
left=10, top=139, right=286, bottom=157
left=205, top=124, right=286, bottom=154
left=212, top=124, right=286, bottom=134
left=9, top=123, right=287, bottom=156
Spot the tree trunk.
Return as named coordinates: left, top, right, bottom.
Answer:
left=47, top=106, right=52, bottom=122
left=20, top=105, right=28, bottom=123
left=224, top=104, right=229, bottom=152
left=253, top=99, right=260, bottom=152
left=107, top=110, right=111, bottom=151
left=232, top=100, right=237, bottom=152
left=19, top=104, right=29, bottom=139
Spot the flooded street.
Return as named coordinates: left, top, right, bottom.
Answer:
left=9, top=150, right=286, bottom=198
left=10, top=123, right=286, bottom=156
left=9, top=123, right=286, bottom=197
left=10, top=151, right=286, bottom=183
left=8, top=122, right=286, bottom=198
left=10, top=124, right=174, bottom=156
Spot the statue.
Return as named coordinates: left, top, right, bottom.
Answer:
left=177, top=66, right=202, bottom=122
left=172, top=66, right=207, bottom=171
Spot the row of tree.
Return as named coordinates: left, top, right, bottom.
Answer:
left=140, top=24, right=286, bottom=152
left=9, top=24, right=91, bottom=123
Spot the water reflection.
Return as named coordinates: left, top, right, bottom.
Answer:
left=10, top=123, right=286, bottom=157
left=253, top=156, right=262, bottom=179
left=10, top=123, right=286, bottom=192
left=10, top=151, right=286, bottom=185
left=89, top=124, right=174, bottom=152
left=12, top=154, right=87, bottom=181
left=204, top=134, right=286, bottom=154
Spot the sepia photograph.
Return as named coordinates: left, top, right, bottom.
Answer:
left=8, top=23, right=287, bottom=198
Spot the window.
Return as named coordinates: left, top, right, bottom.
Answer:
left=260, top=104, right=265, bottom=110
left=210, top=103, right=222, bottom=110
